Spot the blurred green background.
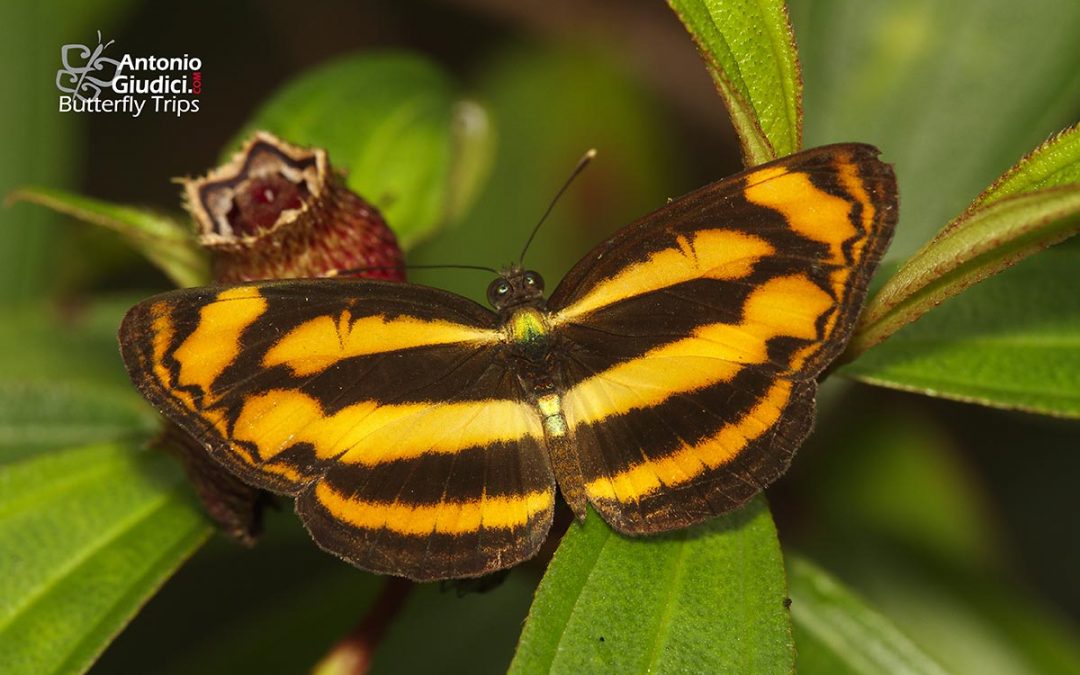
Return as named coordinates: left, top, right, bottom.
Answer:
left=2, top=1, right=1078, bottom=673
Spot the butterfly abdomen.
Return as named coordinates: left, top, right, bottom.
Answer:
left=536, top=389, right=587, bottom=519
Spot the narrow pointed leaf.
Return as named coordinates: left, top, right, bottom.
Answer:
left=841, top=125, right=1080, bottom=415
left=850, top=123, right=1080, bottom=357
left=975, top=123, right=1080, bottom=207
left=510, top=498, right=793, bottom=674
left=789, top=556, right=948, bottom=675
left=797, top=404, right=1080, bottom=674
left=843, top=243, right=1080, bottom=417
left=819, top=544, right=1080, bottom=675
left=846, top=184, right=1080, bottom=358
left=668, top=0, right=802, bottom=164
left=6, top=188, right=208, bottom=288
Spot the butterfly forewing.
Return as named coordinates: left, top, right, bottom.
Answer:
left=546, top=143, right=897, bottom=533
left=120, top=280, right=555, bottom=580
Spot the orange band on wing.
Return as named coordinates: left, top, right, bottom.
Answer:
left=314, top=482, right=553, bottom=535
left=585, top=380, right=792, bottom=503
left=264, top=311, right=501, bottom=376
left=554, top=229, right=774, bottom=322
left=231, top=388, right=543, bottom=465
left=168, top=286, right=267, bottom=405
left=563, top=273, right=832, bottom=427
left=743, top=166, right=857, bottom=267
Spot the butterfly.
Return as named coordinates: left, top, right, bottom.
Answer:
left=119, top=143, right=897, bottom=581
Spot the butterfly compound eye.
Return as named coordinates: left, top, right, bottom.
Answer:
left=487, top=278, right=512, bottom=307
left=523, top=271, right=545, bottom=291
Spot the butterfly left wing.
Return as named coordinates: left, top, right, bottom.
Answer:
left=120, top=280, right=555, bottom=580
left=546, top=143, right=897, bottom=534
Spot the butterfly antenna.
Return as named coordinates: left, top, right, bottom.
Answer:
left=404, top=263, right=500, bottom=274
left=519, top=148, right=597, bottom=265
left=325, top=263, right=499, bottom=277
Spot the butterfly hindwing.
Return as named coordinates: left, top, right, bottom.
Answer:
left=546, top=143, right=897, bottom=533
left=120, top=280, right=555, bottom=580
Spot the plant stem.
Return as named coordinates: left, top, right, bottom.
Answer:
left=312, top=577, right=414, bottom=675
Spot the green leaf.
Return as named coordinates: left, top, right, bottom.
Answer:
left=844, top=125, right=1080, bottom=413
left=668, top=0, right=802, bottom=164
left=0, top=296, right=155, bottom=397
left=0, top=1, right=138, bottom=306
left=0, top=442, right=211, bottom=675
left=849, top=124, right=1080, bottom=357
left=794, top=393, right=1080, bottom=674
left=788, top=556, right=948, bottom=675
left=977, top=123, right=1080, bottom=207
left=0, top=301, right=134, bottom=390
left=5, top=188, right=209, bottom=288
left=0, top=298, right=210, bottom=673
left=791, top=0, right=1080, bottom=260
left=97, top=516, right=384, bottom=675
left=820, top=545, right=1080, bottom=675
left=236, top=52, right=494, bottom=250
left=0, top=298, right=149, bottom=464
left=843, top=239, right=1080, bottom=417
left=847, top=185, right=1080, bottom=359
left=442, top=100, right=498, bottom=225
left=510, top=498, right=793, bottom=674
left=0, top=381, right=157, bottom=462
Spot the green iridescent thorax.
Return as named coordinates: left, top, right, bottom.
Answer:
left=509, top=306, right=549, bottom=344
left=507, top=306, right=551, bottom=360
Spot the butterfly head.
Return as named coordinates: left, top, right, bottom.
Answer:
left=487, top=266, right=546, bottom=311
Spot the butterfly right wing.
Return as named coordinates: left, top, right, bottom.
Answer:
left=545, top=144, right=897, bottom=534
left=120, top=280, right=554, bottom=580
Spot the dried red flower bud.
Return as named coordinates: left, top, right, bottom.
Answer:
left=182, top=131, right=405, bottom=283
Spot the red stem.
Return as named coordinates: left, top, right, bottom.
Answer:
left=314, top=577, right=414, bottom=675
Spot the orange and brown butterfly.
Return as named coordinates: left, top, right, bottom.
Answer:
left=119, top=143, right=898, bottom=581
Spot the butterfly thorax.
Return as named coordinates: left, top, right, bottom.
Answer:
left=505, top=306, right=550, bottom=361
